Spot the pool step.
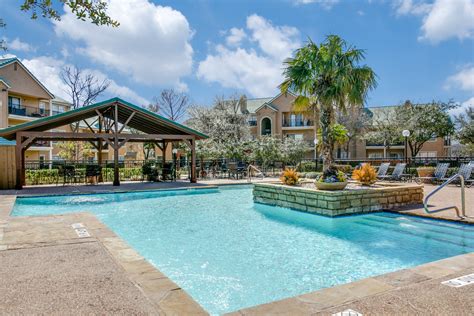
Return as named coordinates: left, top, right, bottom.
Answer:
left=371, top=213, right=473, bottom=231
left=354, top=219, right=474, bottom=249
left=362, top=215, right=474, bottom=240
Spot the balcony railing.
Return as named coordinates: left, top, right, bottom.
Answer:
left=8, top=105, right=50, bottom=118
left=30, top=140, right=51, bottom=148
left=365, top=141, right=404, bottom=147
left=282, top=120, right=313, bottom=127
left=248, top=120, right=257, bottom=126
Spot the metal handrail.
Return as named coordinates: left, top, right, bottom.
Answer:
left=247, top=164, right=264, bottom=182
left=423, top=174, right=466, bottom=218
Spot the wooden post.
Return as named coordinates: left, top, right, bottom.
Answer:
left=162, top=140, right=167, bottom=166
left=190, top=138, right=196, bottom=183
left=15, top=133, right=23, bottom=190
left=97, top=112, right=103, bottom=182
left=113, top=104, right=120, bottom=186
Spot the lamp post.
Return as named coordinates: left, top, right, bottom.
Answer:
left=172, top=148, right=178, bottom=180
left=314, top=138, right=319, bottom=171
left=402, top=130, right=410, bottom=164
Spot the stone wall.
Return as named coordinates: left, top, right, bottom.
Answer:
left=253, top=182, right=424, bottom=217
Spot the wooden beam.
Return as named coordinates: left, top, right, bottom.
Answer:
left=15, top=133, right=23, bottom=190
left=113, top=103, right=120, bottom=186
left=190, top=138, right=196, bottom=183
left=17, top=131, right=194, bottom=141
left=118, top=111, right=136, bottom=133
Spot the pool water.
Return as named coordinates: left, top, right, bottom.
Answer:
left=12, top=186, right=474, bottom=314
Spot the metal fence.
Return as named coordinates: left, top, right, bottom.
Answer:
left=23, top=156, right=473, bottom=186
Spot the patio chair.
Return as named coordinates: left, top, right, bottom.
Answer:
left=376, top=163, right=390, bottom=179
left=378, top=163, right=407, bottom=181
left=162, top=162, right=175, bottom=181
left=442, top=163, right=473, bottom=187
left=415, top=163, right=449, bottom=185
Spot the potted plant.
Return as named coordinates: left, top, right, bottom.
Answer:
left=315, top=167, right=348, bottom=190
left=280, top=168, right=299, bottom=186
left=352, top=163, right=377, bottom=186
left=416, top=166, right=435, bottom=178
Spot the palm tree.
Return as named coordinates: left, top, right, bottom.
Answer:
left=280, top=35, right=377, bottom=171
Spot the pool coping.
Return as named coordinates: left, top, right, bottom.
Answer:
left=1, top=190, right=473, bottom=315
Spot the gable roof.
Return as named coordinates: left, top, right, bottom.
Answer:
left=254, top=102, right=278, bottom=112
left=0, top=57, right=55, bottom=99
left=0, top=97, right=208, bottom=140
left=246, top=97, right=273, bottom=114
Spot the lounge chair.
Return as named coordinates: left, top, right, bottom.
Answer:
left=376, top=163, right=390, bottom=179
left=442, top=163, right=473, bottom=187
left=415, top=163, right=449, bottom=184
left=378, top=163, right=407, bottom=181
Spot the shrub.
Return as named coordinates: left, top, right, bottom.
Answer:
left=280, top=168, right=299, bottom=186
left=352, top=163, right=377, bottom=185
left=296, top=161, right=322, bottom=172
left=305, top=172, right=320, bottom=179
left=317, top=167, right=347, bottom=183
left=334, top=164, right=352, bottom=174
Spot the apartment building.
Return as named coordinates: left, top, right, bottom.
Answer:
left=0, top=57, right=165, bottom=163
left=240, top=92, right=451, bottom=159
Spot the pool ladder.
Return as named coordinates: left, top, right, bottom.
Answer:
left=423, top=174, right=467, bottom=219
left=247, top=165, right=264, bottom=182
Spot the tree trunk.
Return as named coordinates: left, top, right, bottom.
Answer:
left=320, top=105, right=334, bottom=171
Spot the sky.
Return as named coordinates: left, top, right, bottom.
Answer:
left=1, top=0, right=473, bottom=114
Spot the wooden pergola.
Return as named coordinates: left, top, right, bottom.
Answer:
left=0, top=98, right=207, bottom=189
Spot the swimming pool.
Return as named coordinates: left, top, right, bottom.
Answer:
left=12, top=186, right=474, bottom=314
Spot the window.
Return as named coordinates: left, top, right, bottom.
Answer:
left=389, top=152, right=401, bottom=159
left=52, top=104, right=65, bottom=115
left=39, top=102, right=46, bottom=115
left=368, top=152, right=383, bottom=158
left=8, top=96, right=21, bottom=108
left=261, top=117, right=272, bottom=135
left=286, top=133, right=304, bottom=140
left=417, top=151, right=437, bottom=158
left=248, top=115, right=257, bottom=126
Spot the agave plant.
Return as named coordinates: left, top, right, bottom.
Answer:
left=280, top=168, right=299, bottom=186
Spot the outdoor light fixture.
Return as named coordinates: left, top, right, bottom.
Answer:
left=314, top=138, right=319, bottom=171
left=172, top=148, right=178, bottom=154
left=402, top=130, right=410, bottom=163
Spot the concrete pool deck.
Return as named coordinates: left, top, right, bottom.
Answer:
left=0, top=182, right=473, bottom=315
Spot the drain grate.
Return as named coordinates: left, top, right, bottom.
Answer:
left=332, top=309, right=363, bottom=316
left=442, top=273, right=474, bottom=288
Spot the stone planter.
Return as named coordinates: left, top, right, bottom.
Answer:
left=417, top=167, right=435, bottom=178
left=315, top=181, right=348, bottom=191
left=417, top=167, right=435, bottom=183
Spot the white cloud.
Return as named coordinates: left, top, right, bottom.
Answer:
left=394, top=0, right=431, bottom=16
left=225, top=28, right=246, bottom=46
left=394, top=0, right=474, bottom=43
left=4, top=37, right=35, bottom=52
left=445, top=65, right=474, bottom=91
left=420, top=0, right=474, bottom=43
left=294, top=0, right=339, bottom=9
left=54, top=0, right=193, bottom=90
left=450, top=96, right=474, bottom=116
left=197, top=15, right=301, bottom=97
left=21, top=56, right=149, bottom=105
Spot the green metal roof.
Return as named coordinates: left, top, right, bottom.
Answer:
left=0, top=97, right=208, bottom=140
left=0, top=57, right=16, bottom=68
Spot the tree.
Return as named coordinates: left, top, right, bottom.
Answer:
left=365, top=107, right=403, bottom=158
left=0, top=19, right=6, bottom=52
left=250, top=136, right=282, bottom=169
left=20, top=0, right=119, bottom=27
left=60, top=65, right=110, bottom=160
left=336, top=104, right=371, bottom=157
left=186, top=95, right=251, bottom=159
left=396, top=101, right=455, bottom=157
left=281, top=138, right=311, bottom=166
left=455, top=106, right=474, bottom=155
left=151, top=89, right=190, bottom=122
left=280, top=35, right=377, bottom=171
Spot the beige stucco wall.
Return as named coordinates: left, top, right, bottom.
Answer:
left=0, top=62, right=51, bottom=99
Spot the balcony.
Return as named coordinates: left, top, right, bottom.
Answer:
left=8, top=105, right=50, bottom=118
left=282, top=120, right=314, bottom=128
left=30, top=140, right=51, bottom=148
left=366, top=141, right=404, bottom=147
